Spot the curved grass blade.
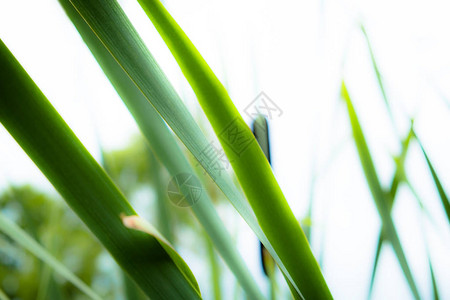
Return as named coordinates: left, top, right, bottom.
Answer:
left=341, top=81, right=420, bottom=300
left=0, top=39, right=201, bottom=299
left=58, top=2, right=264, bottom=298
left=0, top=213, right=101, bottom=300
left=135, top=1, right=331, bottom=298
left=415, top=135, right=450, bottom=224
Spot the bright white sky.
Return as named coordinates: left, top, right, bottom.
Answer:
left=0, top=0, right=449, bottom=299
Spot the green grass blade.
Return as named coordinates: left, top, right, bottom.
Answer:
left=429, top=259, right=440, bottom=300
left=415, top=135, right=450, bottom=224
left=367, top=126, right=413, bottom=298
left=58, top=2, right=264, bottom=298
left=360, top=25, right=396, bottom=128
left=367, top=235, right=383, bottom=298
left=341, top=81, right=420, bottom=300
left=0, top=213, right=100, bottom=300
left=0, top=39, right=201, bottom=299
left=136, top=1, right=331, bottom=298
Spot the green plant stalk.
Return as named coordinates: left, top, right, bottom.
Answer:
left=59, top=2, right=263, bottom=298
left=341, top=81, right=420, bottom=300
left=136, top=1, right=331, bottom=298
left=0, top=39, right=200, bottom=299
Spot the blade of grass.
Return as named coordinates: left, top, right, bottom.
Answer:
left=368, top=125, right=414, bottom=298
left=341, top=81, right=420, bottom=300
left=148, top=149, right=174, bottom=243
left=59, top=2, right=264, bottom=298
left=0, top=213, right=100, bottom=300
left=0, top=39, right=200, bottom=299
left=414, top=134, right=450, bottom=224
left=135, top=1, right=331, bottom=298
left=429, top=259, right=440, bottom=300
left=360, top=25, right=396, bottom=131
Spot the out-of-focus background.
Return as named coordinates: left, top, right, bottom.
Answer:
left=0, top=0, right=449, bottom=299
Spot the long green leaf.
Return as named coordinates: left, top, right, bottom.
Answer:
left=415, top=135, right=450, bottom=224
left=341, top=81, right=420, bottom=300
left=0, top=213, right=100, bottom=300
left=135, top=1, right=331, bottom=298
left=58, top=2, right=263, bottom=298
left=0, top=39, right=200, bottom=299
